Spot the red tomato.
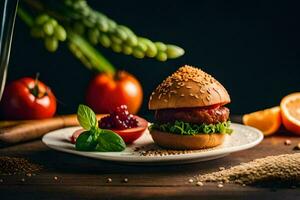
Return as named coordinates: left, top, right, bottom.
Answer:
left=111, top=116, right=148, bottom=144
left=0, top=77, right=56, bottom=119
left=70, top=128, right=84, bottom=144
left=70, top=116, right=148, bottom=144
left=85, top=71, right=143, bottom=114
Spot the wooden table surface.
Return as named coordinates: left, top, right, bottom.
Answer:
left=1, top=116, right=300, bottom=200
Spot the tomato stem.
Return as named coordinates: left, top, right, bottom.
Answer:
left=30, top=73, right=40, bottom=97
left=113, top=71, right=123, bottom=81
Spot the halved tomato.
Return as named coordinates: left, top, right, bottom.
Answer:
left=111, top=116, right=148, bottom=144
left=70, top=128, right=85, bottom=144
left=70, top=116, right=148, bottom=144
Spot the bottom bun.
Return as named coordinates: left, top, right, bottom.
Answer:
left=149, top=130, right=225, bottom=150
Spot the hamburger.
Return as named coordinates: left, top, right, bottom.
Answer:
left=148, top=65, right=232, bottom=150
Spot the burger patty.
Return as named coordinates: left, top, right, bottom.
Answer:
left=154, top=106, right=229, bottom=124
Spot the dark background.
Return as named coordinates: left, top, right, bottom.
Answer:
left=6, top=0, right=300, bottom=116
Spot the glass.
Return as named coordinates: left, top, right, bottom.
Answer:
left=0, top=0, right=19, bottom=100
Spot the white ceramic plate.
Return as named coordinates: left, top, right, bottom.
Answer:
left=42, top=123, right=263, bottom=164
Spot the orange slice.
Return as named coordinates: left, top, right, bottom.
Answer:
left=280, top=92, right=300, bottom=135
left=242, top=106, right=281, bottom=136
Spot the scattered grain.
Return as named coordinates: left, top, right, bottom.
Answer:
left=217, top=183, right=223, bottom=188
left=285, top=140, right=292, bottom=145
left=196, top=153, right=300, bottom=185
left=196, top=181, right=203, bottom=186
left=188, top=179, right=194, bottom=183
left=123, top=178, right=129, bottom=183
left=54, top=176, right=58, bottom=180
left=106, top=178, right=112, bottom=183
left=293, top=143, right=300, bottom=150
left=0, top=156, right=42, bottom=175
left=219, top=167, right=225, bottom=171
left=138, top=145, right=218, bottom=156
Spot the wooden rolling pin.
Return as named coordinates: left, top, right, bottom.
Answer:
left=0, top=114, right=104, bottom=144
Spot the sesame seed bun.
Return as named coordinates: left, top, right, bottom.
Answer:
left=148, top=65, right=230, bottom=110
left=150, top=130, right=225, bottom=149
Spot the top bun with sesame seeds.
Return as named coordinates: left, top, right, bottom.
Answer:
left=148, top=65, right=230, bottom=110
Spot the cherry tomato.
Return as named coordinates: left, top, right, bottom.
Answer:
left=0, top=77, right=57, bottom=119
left=85, top=71, right=143, bottom=114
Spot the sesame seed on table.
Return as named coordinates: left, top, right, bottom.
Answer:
left=0, top=115, right=300, bottom=200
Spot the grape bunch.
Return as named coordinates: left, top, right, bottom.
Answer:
left=30, top=14, right=67, bottom=52
left=63, top=0, right=184, bottom=61
left=99, top=105, right=139, bottom=130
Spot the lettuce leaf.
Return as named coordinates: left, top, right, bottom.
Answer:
left=149, top=120, right=233, bottom=135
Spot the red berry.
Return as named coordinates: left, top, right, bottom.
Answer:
left=98, top=105, right=138, bottom=130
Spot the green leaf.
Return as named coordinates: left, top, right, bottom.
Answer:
left=95, top=130, right=126, bottom=152
left=150, top=121, right=233, bottom=135
left=75, top=131, right=98, bottom=151
left=77, top=104, right=98, bottom=130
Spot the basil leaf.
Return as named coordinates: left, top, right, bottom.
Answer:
left=77, top=104, right=98, bottom=130
left=95, top=130, right=126, bottom=152
left=75, top=131, right=98, bottom=151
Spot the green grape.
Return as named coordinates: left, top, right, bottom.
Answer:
left=54, top=25, right=67, bottom=41
left=43, top=22, right=54, bottom=36
left=132, top=48, right=145, bottom=59
left=63, top=0, right=184, bottom=61
left=166, top=45, right=185, bottom=59
left=136, top=40, right=147, bottom=52
left=35, top=14, right=49, bottom=26
left=155, top=42, right=167, bottom=51
left=156, top=51, right=167, bottom=61
left=48, top=19, right=58, bottom=27
left=97, top=18, right=109, bottom=32
left=122, top=45, right=133, bottom=55
left=120, top=26, right=138, bottom=46
left=107, top=19, right=117, bottom=31
left=98, top=33, right=111, bottom=47
left=109, top=34, right=123, bottom=44
left=80, top=7, right=90, bottom=17
left=45, top=37, right=58, bottom=52
left=114, top=26, right=127, bottom=40
left=139, top=38, right=157, bottom=57
left=111, top=43, right=122, bottom=53
left=31, top=14, right=67, bottom=53
left=125, top=34, right=138, bottom=46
